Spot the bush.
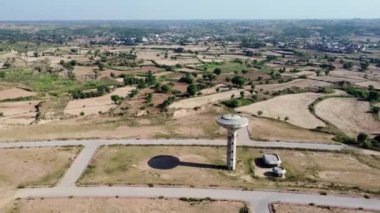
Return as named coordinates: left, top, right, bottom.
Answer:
left=213, top=68, right=222, bottom=75
left=179, top=73, right=195, bottom=84
left=239, top=205, right=250, bottom=213
left=231, top=76, right=247, bottom=88
left=222, top=98, right=253, bottom=108
left=187, top=84, right=199, bottom=96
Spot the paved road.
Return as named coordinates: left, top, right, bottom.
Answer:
left=15, top=187, right=380, bottom=213
left=58, top=144, right=99, bottom=187
left=2, top=128, right=379, bottom=212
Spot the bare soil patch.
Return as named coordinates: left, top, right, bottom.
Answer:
left=8, top=198, right=246, bottom=213
left=247, top=116, right=333, bottom=143
left=0, top=100, right=40, bottom=125
left=237, top=93, right=326, bottom=129
left=272, top=203, right=377, bottom=213
left=255, top=79, right=332, bottom=92
left=0, top=88, right=36, bottom=101
left=315, top=98, right=380, bottom=136
left=354, top=80, right=380, bottom=90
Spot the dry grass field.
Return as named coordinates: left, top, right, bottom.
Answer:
left=255, top=79, right=332, bottom=92
left=78, top=146, right=380, bottom=193
left=0, top=108, right=225, bottom=141
left=354, top=80, right=380, bottom=90
left=0, top=88, right=36, bottom=101
left=271, top=203, right=377, bottom=213
left=315, top=98, right=380, bottom=136
left=247, top=116, right=334, bottom=143
left=236, top=93, right=326, bottom=129
left=7, top=198, right=246, bottom=213
left=64, top=86, right=134, bottom=116
left=169, top=89, right=244, bottom=109
left=0, top=100, right=40, bottom=125
left=0, top=147, right=80, bottom=211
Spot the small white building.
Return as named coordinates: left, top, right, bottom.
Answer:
left=262, top=154, right=282, bottom=166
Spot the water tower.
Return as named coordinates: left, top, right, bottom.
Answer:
left=216, top=114, right=249, bottom=171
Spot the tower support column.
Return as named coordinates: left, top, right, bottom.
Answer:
left=227, top=129, right=237, bottom=171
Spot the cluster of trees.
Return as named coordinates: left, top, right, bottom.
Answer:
left=241, top=38, right=266, bottom=48
left=160, top=96, right=176, bottom=110
left=186, top=84, right=206, bottom=96
left=154, top=83, right=172, bottom=94
left=344, top=85, right=379, bottom=102
left=179, top=73, right=196, bottom=84
left=111, top=95, right=124, bottom=105
left=60, top=60, right=77, bottom=71
left=123, top=71, right=157, bottom=89
left=339, top=132, right=380, bottom=150
left=70, top=85, right=111, bottom=99
left=320, top=63, right=336, bottom=71
left=231, top=76, right=247, bottom=88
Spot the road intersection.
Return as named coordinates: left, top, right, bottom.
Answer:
left=2, top=128, right=379, bottom=212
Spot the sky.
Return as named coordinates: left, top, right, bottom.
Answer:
left=0, top=0, right=379, bottom=20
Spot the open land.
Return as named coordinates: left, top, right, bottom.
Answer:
left=6, top=198, right=247, bottom=213
left=271, top=203, right=378, bottom=213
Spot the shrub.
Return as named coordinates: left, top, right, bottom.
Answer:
left=239, top=205, right=250, bottom=213
left=187, top=84, right=199, bottom=96
left=213, top=68, right=222, bottom=75
left=231, top=76, right=247, bottom=88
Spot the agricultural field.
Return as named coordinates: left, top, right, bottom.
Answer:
left=315, top=98, right=380, bottom=137
left=7, top=198, right=247, bottom=213
left=237, top=93, right=326, bottom=129
left=0, top=88, right=36, bottom=101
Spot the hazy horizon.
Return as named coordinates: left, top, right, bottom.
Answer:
left=0, top=0, right=379, bottom=21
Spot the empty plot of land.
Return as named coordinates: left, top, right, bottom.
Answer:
left=309, top=75, right=365, bottom=83
left=78, top=146, right=256, bottom=189
left=237, top=93, right=326, bottom=129
left=248, top=116, right=333, bottom=143
left=0, top=88, right=36, bottom=101
left=272, top=203, right=377, bottom=213
left=64, top=87, right=134, bottom=116
left=354, top=80, right=380, bottom=90
left=8, top=198, right=246, bottom=213
left=0, top=147, right=80, bottom=211
left=278, top=150, right=380, bottom=190
left=169, top=89, right=244, bottom=109
left=315, top=98, right=380, bottom=136
left=79, top=146, right=380, bottom=192
left=330, top=70, right=368, bottom=80
left=0, top=100, right=40, bottom=125
left=255, top=79, right=332, bottom=92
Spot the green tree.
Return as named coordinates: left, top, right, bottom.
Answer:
left=357, top=133, right=369, bottom=145
left=360, top=61, right=369, bottom=71
left=187, top=84, right=199, bottom=96
left=231, top=76, right=246, bottom=88
left=213, top=68, right=222, bottom=75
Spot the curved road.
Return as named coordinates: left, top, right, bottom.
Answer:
left=2, top=128, right=379, bottom=212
